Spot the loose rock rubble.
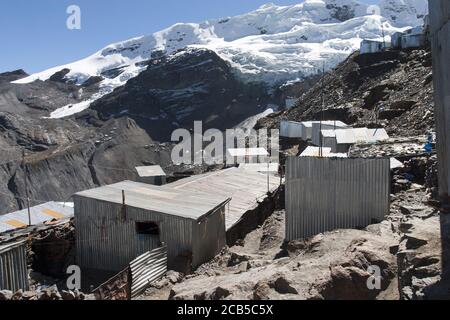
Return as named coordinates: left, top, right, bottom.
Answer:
left=0, top=286, right=94, bottom=301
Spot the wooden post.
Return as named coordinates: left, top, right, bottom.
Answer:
left=22, top=149, right=31, bottom=226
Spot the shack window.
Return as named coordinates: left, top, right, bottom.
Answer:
left=136, top=221, right=159, bottom=235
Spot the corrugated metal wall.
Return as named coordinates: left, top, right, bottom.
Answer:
left=280, top=121, right=303, bottom=138
left=130, top=246, right=167, bottom=298
left=286, top=157, right=390, bottom=240
left=323, top=135, right=338, bottom=152
left=311, top=123, right=347, bottom=146
left=0, top=241, right=29, bottom=292
left=192, top=206, right=226, bottom=268
left=75, top=196, right=193, bottom=273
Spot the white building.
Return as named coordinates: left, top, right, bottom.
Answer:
left=360, top=40, right=388, bottom=54
left=322, top=128, right=389, bottom=153
left=300, top=146, right=348, bottom=158
left=311, top=121, right=348, bottom=146
left=280, top=120, right=303, bottom=138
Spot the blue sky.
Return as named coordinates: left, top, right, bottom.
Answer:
left=0, top=0, right=378, bottom=74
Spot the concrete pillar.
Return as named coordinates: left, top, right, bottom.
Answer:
left=430, top=1, right=450, bottom=201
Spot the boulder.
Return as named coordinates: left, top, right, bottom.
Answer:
left=61, top=290, right=76, bottom=301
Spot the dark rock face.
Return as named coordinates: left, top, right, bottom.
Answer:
left=0, top=70, right=99, bottom=116
left=0, top=114, right=176, bottom=215
left=48, top=68, right=71, bottom=83
left=0, top=49, right=272, bottom=214
left=326, top=3, right=356, bottom=22
left=91, top=48, right=271, bottom=142
left=0, top=69, right=28, bottom=83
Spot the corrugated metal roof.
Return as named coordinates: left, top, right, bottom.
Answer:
left=135, top=165, right=166, bottom=178
left=0, top=240, right=27, bottom=254
left=75, top=181, right=230, bottom=221
left=367, top=128, right=390, bottom=142
left=165, top=168, right=280, bottom=230
left=0, top=202, right=74, bottom=234
left=390, top=158, right=404, bottom=169
left=321, top=129, right=337, bottom=138
left=239, top=163, right=279, bottom=172
left=227, top=148, right=268, bottom=157
left=300, top=146, right=348, bottom=158
left=335, top=128, right=389, bottom=144
left=302, top=120, right=348, bottom=128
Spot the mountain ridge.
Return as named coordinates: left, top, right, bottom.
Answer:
left=11, top=0, right=428, bottom=119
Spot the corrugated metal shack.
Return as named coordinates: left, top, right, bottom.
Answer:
left=280, top=121, right=303, bottom=138
left=400, top=33, right=427, bottom=49
left=360, top=40, right=388, bottom=54
left=281, top=120, right=347, bottom=141
left=311, top=121, right=348, bottom=146
left=391, top=32, right=404, bottom=49
left=166, top=167, right=281, bottom=244
left=285, top=157, right=390, bottom=240
left=0, top=202, right=74, bottom=234
left=74, top=181, right=230, bottom=275
left=0, top=240, right=29, bottom=292
left=135, top=165, right=167, bottom=185
left=323, top=128, right=389, bottom=153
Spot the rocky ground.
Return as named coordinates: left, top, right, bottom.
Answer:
left=257, top=48, right=434, bottom=137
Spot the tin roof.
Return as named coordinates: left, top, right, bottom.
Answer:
left=135, top=165, right=166, bottom=177
left=0, top=240, right=27, bottom=254
left=302, top=120, right=348, bottom=128
left=227, top=148, right=268, bottom=157
left=300, top=146, right=348, bottom=158
left=321, top=129, right=337, bottom=138
left=238, top=163, right=279, bottom=173
left=166, top=168, right=280, bottom=230
left=335, top=128, right=389, bottom=144
left=0, top=202, right=74, bottom=234
left=75, top=181, right=230, bottom=221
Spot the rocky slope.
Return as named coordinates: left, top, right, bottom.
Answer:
left=0, top=111, right=174, bottom=215
left=257, top=47, right=434, bottom=137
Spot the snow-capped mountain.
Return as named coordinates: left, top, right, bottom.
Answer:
left=13, top=0, right=428, bottom=118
